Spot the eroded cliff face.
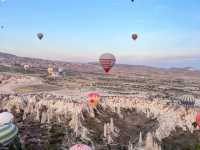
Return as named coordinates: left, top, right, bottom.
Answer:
left=0, top=93, right=199, bottom=149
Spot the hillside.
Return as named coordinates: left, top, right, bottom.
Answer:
left=0, top=51, right=200, bottom=149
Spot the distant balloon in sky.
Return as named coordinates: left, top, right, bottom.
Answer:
left=88, top=92, right=100, bottom=109
left=37, top=33, right=44, bottom=40
left=99, top=53, right=116, bottom=73
left=132, top=33, right=138, bottom=41
left=69, top=144, right=92, bottom=150
left=196, top=113, right=200, bottom=128
left=1, top=25, right=4, bottom=29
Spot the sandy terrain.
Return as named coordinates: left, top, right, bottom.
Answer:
left=0, top=73, right=44, bottom=94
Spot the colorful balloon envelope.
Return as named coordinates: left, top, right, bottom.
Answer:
left=69, top=144, right=92, bottom=150
left=132, top=33, right=138, bottom=41
left=88, top=92, right=100, bottom=108
left=37, top=33, right=44, bottom=40
left=179, top=95, right=195, bottom=109
left=196, top=113, right=200, bottom=128
left=99, top=53, right=116, bottom=73
left=0, top=123, right=18, bottom=145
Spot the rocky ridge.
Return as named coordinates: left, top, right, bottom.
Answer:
left=0, top=92, right=199, bottom=149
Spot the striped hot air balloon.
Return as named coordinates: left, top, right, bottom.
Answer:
left=0, top=123, right=18, bottom=146
left=99, top=53, right=116, bottom=73
left=69, top=144, right=92, bottom=150
left=179, top=94, right=195, bottom=109
left=88, top=92, right=100, bottom=109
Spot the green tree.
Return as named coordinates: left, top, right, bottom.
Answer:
left=195, top=144, right=200, bottom=150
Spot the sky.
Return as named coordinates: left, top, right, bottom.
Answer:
left=0, top=0, right=200, bottom=68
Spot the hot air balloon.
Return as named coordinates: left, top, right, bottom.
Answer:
left=69, top=144, right=92, bottom=150
left=0, top=123, right=18, bottom=146
left=196, top=113, right=200, bottom=128
left=37, top=33, right=44, bottom=40
left=179, top=94, right=195, bottom=109
left=47, top=66, right=54, bottom=76
left=24, top=64, right=30, bottom=72
left=132, top=33, right=138, bottom=41
left=99, top=53, right=116, bottom=73
left=88, top=92, right=100, bottom=109
left=1, top=25, right=4, bottom=29
left=0, top=112, right=14, bottom=125
left=58, top=67, right=63, bottom=73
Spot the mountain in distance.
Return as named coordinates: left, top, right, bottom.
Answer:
left=0, top=52, right=17, bottom=59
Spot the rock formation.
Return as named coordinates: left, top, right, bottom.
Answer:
left=0, top=92, right=198, bottom=149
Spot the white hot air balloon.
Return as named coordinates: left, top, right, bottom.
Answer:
left=0, top=112, right=14, bottom=126
left=58, top=67, right=64, bottom=73
left=24, top=64, right=30, bottom=72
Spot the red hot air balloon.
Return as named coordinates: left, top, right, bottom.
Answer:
left=196, top=113, right=200, bottom=128
left=69, top=144, right=92, bottom=150
left=88, top=92, right=100, bottom=108
left=132, top=33, right=138, bottom=41
left=99, top=53, right=116, bottom=73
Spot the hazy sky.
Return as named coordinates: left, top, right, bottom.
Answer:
left=0, top=0, right=200, bottom=68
